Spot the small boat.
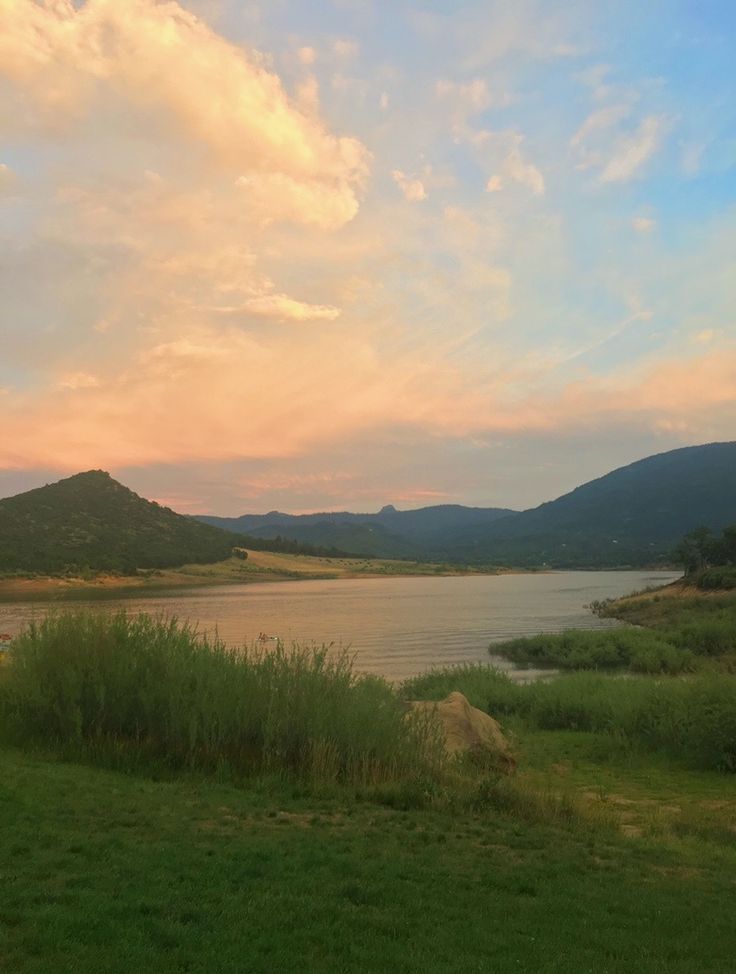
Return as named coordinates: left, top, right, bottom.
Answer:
left=0, top=633, right=12, bottom=642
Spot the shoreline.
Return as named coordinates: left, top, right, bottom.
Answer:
left=0, top=549, right=678, bottom=604
left=0, top=551, right=517, bottom=603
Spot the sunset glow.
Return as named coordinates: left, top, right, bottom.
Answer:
left=1, top=0, right=734, bottom=513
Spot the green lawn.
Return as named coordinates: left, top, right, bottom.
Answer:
left=3, top=745, right=736, bottom=974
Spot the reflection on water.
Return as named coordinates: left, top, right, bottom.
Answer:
left=0, top=571, right=678, bottom=682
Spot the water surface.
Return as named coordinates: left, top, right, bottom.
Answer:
left=0, top=570, right=677, bottom=681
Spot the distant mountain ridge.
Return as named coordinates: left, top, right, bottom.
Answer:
left=196, top=503, right=518, bottom=560
left=197, top=442, right=736, bottom=567
left=0, top=470, right=242, bottom=574
left=2, top=441, right=733, bottom=574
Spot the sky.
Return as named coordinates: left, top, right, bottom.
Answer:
left=0, top=0, right=734, bottom=515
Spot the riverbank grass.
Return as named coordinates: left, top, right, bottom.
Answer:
left=1, top=611, right=444, bottom=788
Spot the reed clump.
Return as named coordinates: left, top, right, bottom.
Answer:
left=0, top=610, right=444, bottom=786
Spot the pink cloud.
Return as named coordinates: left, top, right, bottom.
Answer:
left=1, top=343, right=733, bottom=472
left=0, top=0, right=368, bottom=227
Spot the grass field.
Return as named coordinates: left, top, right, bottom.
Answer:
left=3, top=743, right=736, bottom=974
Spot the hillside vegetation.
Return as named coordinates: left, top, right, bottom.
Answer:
left=446, top=441, right=736, bottom=566
left=198, top=441, right=736, bottom=568
left=0, top=471, right=243, bottom=574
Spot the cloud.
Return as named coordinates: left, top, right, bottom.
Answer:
left=484, top=133, right=545, bottom=195
left=3, top=310, right=732, bottom=472
left=412, top=3, right=587, bottom=70
left=232, top=294, right=341, bottom=321
left=0, top=0, right=369, bottom=226
left=436, top=78, right=492, bottom=115
left=391, top=170, right=427, bottom=202
left=0, top=162, right=14, bottom=191
left=297, top=45, right=317, bottom=65
left=571, top=100, right=670, bottom=184
left=57, top=371, right=100, bottom=391
left=333, top=38, right=359, bottom=60
left=681, top=142, right=704, bottom=177
left=434, top=77, right=514, bottom=140
left=632, top=216, right=656, bottom=233
left=571, top=104, right=630, bottom=150
left=692, top=329, right=716, bottom=345
left=574, top=64, right=613, bottom=100
left=296, top=75, right=320, bottom=115
left=599, top=115, right=669, bottom=183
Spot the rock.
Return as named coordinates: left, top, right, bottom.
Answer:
left=406, top=691, right=516, bottom=773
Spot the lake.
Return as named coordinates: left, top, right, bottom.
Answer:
left=0, top=570, right=678, bottom=681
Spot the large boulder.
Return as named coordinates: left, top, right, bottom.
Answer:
left=407, top=691, right=516, bottom=773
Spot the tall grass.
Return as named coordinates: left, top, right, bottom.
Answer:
left=0, top=611, right=444, bottom=786
left=402, top=664, right=736, bottom=772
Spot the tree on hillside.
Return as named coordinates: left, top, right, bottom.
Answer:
left=673, top=526, right=716, bottom=575
left=673, top=524, right=736, bottom=575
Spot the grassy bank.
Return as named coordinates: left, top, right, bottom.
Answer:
left=401, top=579, right=736, bottom=771
left=595, top=580, right=736, bottom=631
left=488, top=581, right=736, bottom=674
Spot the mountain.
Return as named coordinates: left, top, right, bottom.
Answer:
left=447, top=441, right=736, bottom=567
left=10, top=442, right=730, bottom=576
left=197, top=503, right=518, bottom=559
left=196, top=442, right=736, bottom=567
left=0, top=470, right=243, bottom=574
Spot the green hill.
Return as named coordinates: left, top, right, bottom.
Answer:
left=450, top=441, right=736, bottom=567
left=197, top=504, right=517, bottom=560
left=197, top=441, right=736, bottom=568
left=0, top=471, right=243, bottom=574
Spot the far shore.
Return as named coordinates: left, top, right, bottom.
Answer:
left=0, top=549, right=680, bottom=604
left=0, top=549, right=526, bottom=603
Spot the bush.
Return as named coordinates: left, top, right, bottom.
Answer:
left=490, top=628, right=696, bottom=674
left=1, top=611, right=444, bottom=786
left=696, top=567, right=736, bottom=591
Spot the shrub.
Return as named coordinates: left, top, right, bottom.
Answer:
left=490, top=628, right=696, bottom=674
left=697, top=567, right=736, bottom=590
